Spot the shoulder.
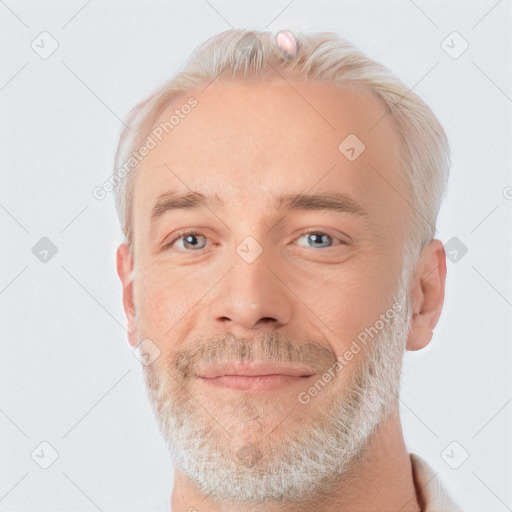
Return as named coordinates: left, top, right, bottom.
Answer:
left=410, top=452, right=462, bottom=511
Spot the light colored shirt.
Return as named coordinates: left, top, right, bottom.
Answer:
left=411, top=452, right=462, bottom=511
left=150, top=452, right=462, bottom=511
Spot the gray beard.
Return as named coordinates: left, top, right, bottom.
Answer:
left=141, top=272, right=411, bottom=507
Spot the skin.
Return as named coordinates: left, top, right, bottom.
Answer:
left=116, top=76, right=447, bottom=511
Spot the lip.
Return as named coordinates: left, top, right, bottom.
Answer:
left=200, top=374, right=313, bottom=392
left=196, top=361, right=317, bottom=393
left=196, top=361, right=317, bottom=379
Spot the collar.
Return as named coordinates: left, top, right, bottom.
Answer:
left=410, top=452, right=462, bottom=511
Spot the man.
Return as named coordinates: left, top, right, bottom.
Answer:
left=114, top=29, right=462, bottom=511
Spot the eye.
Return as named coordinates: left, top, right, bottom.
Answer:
left=165, top=231, right=208, bottom=251
left=294, top=231, right=344, bottom=249
left=163, top=230, right=347, bottom=252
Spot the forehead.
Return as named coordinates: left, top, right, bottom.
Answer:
left=132, top=78, right=406, bottom=234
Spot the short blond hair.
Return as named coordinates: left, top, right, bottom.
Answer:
left=113, top=28, right=450, bottom=278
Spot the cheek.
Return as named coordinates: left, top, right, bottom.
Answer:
left=133, top=266, right=194, bottom=336
left=302, top=256, right=396, bottom=348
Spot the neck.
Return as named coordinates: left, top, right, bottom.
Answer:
left=169, top=405, right=420, bottom=512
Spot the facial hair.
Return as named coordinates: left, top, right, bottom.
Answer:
left=140, top=270, right=411, bottom=507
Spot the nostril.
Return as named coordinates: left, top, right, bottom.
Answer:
left=253, top=317, right=278, bottom=328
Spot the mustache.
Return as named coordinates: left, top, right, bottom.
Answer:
left=172, top=332, right=337, bottom=379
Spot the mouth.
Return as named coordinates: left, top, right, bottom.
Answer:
left=199, top=374, right=314, bottom=392
left=196, top=362, right=316, bottom=392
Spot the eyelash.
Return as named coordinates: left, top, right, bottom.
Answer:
left=163, top=230, right=347, bottom=251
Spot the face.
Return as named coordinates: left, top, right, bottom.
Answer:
left=121, top=78, right=414, bottom=504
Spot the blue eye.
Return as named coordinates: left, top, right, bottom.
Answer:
left=168, top=232, right=208, bottom=251
left=296, top=232, right=336, bottom=249
left=164, top=230, right=345, bottom=252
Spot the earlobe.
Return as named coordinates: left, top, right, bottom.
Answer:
left=406, top=239, right=447, bottom=351
left=116, top=243, right=138, bottom=347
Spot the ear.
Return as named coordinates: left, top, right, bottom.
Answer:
left=116, top=243, right=138, bottom=348
left=406, top=239, right=447, bottom=351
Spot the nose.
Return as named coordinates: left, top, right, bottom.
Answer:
left=209, top=249, right=294, bottom=335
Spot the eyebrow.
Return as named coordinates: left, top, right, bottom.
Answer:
left=150, top=190, right=369, bottom=222
left=151, top=191, right=221, bottom=220
left=276, top=192, right=368, bottom=217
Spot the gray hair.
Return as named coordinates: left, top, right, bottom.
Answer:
left=113, top=28, right=450, bottom=281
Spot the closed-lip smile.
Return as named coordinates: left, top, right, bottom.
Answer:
left=196, top=361, right=317, bottom=392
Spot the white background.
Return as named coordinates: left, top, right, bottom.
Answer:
left=1, top=1, right=511, bottom=511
